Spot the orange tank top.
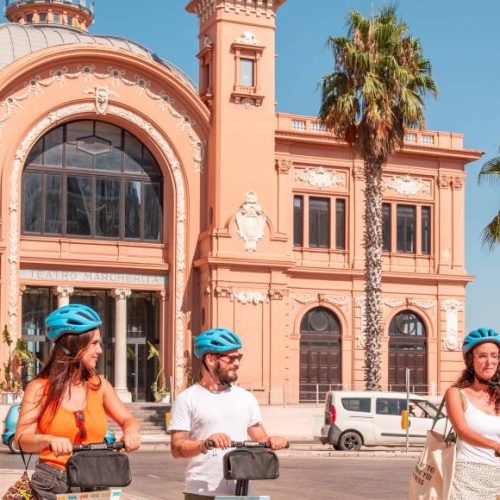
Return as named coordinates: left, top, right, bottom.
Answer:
left=37, top=377, right=107, bottom=469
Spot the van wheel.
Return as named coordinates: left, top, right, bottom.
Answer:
left=338, top=431, right=362, bottom=451
left=7, top=436, right=19, bottom=454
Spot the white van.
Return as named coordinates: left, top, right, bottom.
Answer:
left=320, top=391, right=446, bottom=450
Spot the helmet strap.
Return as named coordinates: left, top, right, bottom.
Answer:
left=202, top=355, right=230, bottom=390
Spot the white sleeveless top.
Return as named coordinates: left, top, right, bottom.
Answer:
left=456, top=390, right=500, bottom=467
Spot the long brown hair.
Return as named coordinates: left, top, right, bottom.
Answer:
left=455, top=346, right=500, bottom=412
left=37, top=329, right=101, bottom=419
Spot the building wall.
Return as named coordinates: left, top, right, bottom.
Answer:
left=0, top=0, right=481, bottom=403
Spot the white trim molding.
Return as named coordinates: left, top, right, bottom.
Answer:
left=440, top=300, right=464, bottom=352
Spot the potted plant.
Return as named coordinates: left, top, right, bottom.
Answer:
left=0, top=325, right=36, bottom=404
left=147, top=342, right=170, bottom=403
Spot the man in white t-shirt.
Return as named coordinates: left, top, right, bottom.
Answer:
left=168, top=327, right=288, bottom=500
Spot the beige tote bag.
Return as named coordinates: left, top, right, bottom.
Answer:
left=408, top=397, right=456, bottom=500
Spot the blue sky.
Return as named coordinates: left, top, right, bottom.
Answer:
left=4, top=1, right=498, bottom=332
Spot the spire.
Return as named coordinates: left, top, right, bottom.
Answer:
left=4, top=0, right=95, bottom=31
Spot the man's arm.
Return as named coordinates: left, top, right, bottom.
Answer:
left=247, top=422, right=288, bottom=450
left=170, top=430, right=234, bottom=458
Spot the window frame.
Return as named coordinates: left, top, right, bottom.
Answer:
left=21, top=120, right=163, bottom=243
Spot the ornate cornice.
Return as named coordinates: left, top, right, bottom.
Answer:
left=188, top=0, right=282, bottom=23
left=7, top=104, right=188, bottom=392
left=0, top=65, right=205, bottom=172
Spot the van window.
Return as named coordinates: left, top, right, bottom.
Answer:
left=342, top=398, right=371, bottom=413
left=376, top=398, right=407, bottom=416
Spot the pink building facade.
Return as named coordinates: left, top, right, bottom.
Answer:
left=0, top=0, right=481, bottom=403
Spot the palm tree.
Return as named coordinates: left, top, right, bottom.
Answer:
left=478, top=156, right=500, bottom=250
left=319, top=5, right=437, bottom=390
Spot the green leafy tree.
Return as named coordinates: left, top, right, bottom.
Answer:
left=478, top=155, right=500, bottom=250
left=319, top=5, right=437, bottom=390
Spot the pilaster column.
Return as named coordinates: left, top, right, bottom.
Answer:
left=112, top=288, right=132, bottom=402
left=54, top=286, right=74, bottom=307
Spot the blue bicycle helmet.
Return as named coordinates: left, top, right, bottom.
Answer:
left=194, top=328, right=242, bottom=358
left=463, top=327, right=500, bottom=353
left=45, top=304, right=102, bottom=342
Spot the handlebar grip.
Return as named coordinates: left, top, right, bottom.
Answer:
left=72, top=441, right=125, bottom=452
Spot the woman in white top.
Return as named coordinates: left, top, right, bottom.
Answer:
left=446, top=327, right=500, bottom=500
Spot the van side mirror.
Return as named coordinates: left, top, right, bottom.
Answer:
left=401, top=410, right=409, bottom=430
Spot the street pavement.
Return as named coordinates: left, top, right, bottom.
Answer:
left=0, top=447, right=419, bottom=499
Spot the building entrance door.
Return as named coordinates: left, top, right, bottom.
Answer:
left=126, top=332, right=147, bottom=402
left=388, top=311, right=427, bottom=393
left=299, top=307, right=341, bottom=402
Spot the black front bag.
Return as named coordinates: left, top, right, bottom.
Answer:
left=66, top=450, right=132, bottom=488
left=223, top=448, right=280, bottom=481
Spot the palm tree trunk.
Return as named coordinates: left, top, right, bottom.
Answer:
left=363, top=157, right=383, bottom=391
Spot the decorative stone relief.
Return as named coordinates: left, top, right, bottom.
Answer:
left=8, top=104, right=188, bottom=392
left=382, top=298, right=406, bottom=308
left=321, top=295, right=351, bottom=309
left=84, top=86, right=116, bottom=115
left=235, top=192, right=266, bottom=252
left=232, top=290, right=269, bottom=305
left=409, top=299, right=437, bottom=311
left=54, top=286, right=74, bottom=299
left=214, top=286, right=232, bottom=298
left=438, top=176, right=452, bottom=189
left=0, top=65, right=206, bottom=172
left=352, top=166, right=364, bottom=180
left=235, top=30, right=262, bottom=45
left=384, top=175, right=431, bottom=197
left=269, top=289, right=284, bottom=300
left=275, top=158, right=292, bottom=174
left=203, top=35, right=214, bottom=48
left=295, top=167, right=345, bottom=190
left=440, top=300, right=463, bottom=351
left=291, top=293, right=317, bottom=310
left=451, top=177, right=465, bottom=190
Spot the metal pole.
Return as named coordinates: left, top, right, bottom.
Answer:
left=405, top=368, right=410, bottom=453
left=316, top=384, right=319, bottom=407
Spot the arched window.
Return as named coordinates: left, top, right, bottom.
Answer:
left=299, top=307, right=341, bottom=402
left=388, top=311, right=427, bottom=393
left=22, top=120, right=163, bottom=242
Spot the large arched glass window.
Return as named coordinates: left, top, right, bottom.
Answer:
left=22, top=120, right=163, bottom=242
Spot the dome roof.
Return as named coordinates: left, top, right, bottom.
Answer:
left=0, top=23, right=196, bottom=91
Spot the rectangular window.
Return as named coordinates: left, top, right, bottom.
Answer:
left=39, top=13, right=47, bottom=23
left=22, top=172, right=42, bottom=233
left=44, top=174, right=62, bottom=234
left=293, top=196, right=303, bottom=247
left=309, top=197, right=330, bottom=248
left=66, top=176, right=92, bottom=236
left=342, top=398, right=371, bottom=413
left=382, top=203, right=391, bottom=252
left=335, top=199, right=346, bottom=250
left=397, top=205, right=416, bottom=253
left=26, top=13, right=33, bottom=23
left=95, top=179, right=120, bottom=238
left=376, top=398, right=407, bottom=416
left=53, top=13, right=61, bottom=24
left=144, top=183, right=162, bottom=241
left=239, top=58, right=255, bottom=86
left=125, top=181, right=141, bottom=239
left=66, top=15, right=73, bottom=26
left=421, top=206, right=431, bottom=255
left=204, top=63, right=210, bottom=91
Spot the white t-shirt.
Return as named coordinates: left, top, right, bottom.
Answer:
left=168, top=383, right=262, bottom=496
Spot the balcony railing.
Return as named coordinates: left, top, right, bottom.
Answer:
left=5, top=0, right=95, bottom=15
left=276, top=113, right=465, bottom=150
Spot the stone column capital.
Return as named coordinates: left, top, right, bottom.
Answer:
left=156, top=290, right=168, bottom=302
left=54, top=286, right=74, bottom=298
left=112, top=288, right=132, bottom=301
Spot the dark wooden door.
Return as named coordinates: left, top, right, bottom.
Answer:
left=299, top=307, right=341, bottom=402
left=388, top=339, right=427, bottom=393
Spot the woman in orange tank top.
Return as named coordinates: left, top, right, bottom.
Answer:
left=15, top=304, right=141, bottom=500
